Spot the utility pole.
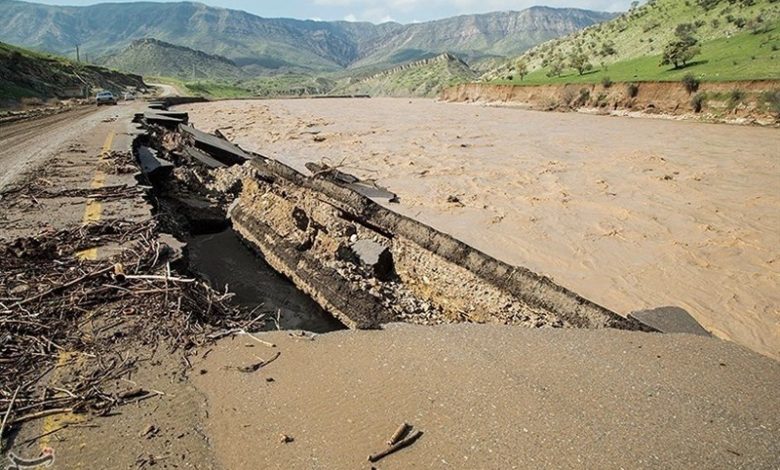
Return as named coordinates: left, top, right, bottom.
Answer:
left=75, top=43, right=80, bottom=62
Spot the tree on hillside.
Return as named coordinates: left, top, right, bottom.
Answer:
left=514, top=59, right=528, bottom=81
left=546, top=58, right=564, bottom=78
left=661, top=23, right=701, bottom=69
left=569, top=51, right=593, bottom=75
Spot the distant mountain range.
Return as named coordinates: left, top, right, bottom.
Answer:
left=0, top=0, right=614, bottom=73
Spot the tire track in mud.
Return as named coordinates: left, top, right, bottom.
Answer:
left=0, top=106, right=110, bottom=190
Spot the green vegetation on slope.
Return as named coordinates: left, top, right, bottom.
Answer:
left=97, top=39, right=246, bottom=81
left=334, top=53, right=478, bottom=97
left=0, top=41, right=145, bottom=102
left=488, top=0, right=780, bottom=84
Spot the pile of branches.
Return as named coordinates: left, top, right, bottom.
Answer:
left=97, top=151, right=138, bottom=175
left=0, top=152, right=140, bottom=209
left=0, top=219, right=250, bottom=448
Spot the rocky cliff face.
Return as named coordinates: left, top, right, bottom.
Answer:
left=352, top=7, right=616, bottom=67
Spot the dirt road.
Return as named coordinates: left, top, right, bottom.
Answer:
left=0, top=104, right=134, bottom=190
left=148, top=82, right=181, bottom=98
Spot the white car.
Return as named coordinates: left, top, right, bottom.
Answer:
left=123, top=92, right=136, bottom=101
left=96, top=91, right=117, bottom=106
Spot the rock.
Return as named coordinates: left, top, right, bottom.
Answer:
left=628, top=306, right=711, bottom=336
left=349, top=239, right=394, bottom=281
left=292, top=207, right=309, bottom=231
left=10, top=284, right=29, bottom=296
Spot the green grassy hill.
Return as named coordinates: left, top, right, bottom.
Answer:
left=487, top=0, right=780, bottom=84
left=333, top=53, right=478, bottom=97
left=97, top=39, right=246, bottom=81
left=0, top=41, right=145, bottom=103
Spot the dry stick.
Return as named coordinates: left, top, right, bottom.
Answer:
left=15, top=265, right=114, bottom=307
left=241, top=330, right=276, bottom=348
left=368, top=430, right=423, bottom=463
left=0, top=386, right=20, bottom=452
left=124, top=274, right=195, bottom=283
left=20, top=423, right=69, bottom=448
left=387, top=422, right=411, bottom=446
left=8, top=408, right=74, bottom=426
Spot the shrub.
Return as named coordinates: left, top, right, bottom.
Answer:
left=682, top=73, right=700, bottom=93
left=691, top=92, right=707, bottom=112
left=577, top=88, right=591, bottom=106
left=560, top=87, right=578, bottom=107
left=759, top=90, right=780, bottom=116
left=728, top=89, right=746, bottom=107
left=596, top=92, right=609, bottom=107
left=601, top=76, right=613, bottom=88
left=627, top=82, right=640, bottom=98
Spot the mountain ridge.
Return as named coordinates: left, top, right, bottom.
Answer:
left=0, top=0, right=614, bottom=72
left=96, top=38, right=246, bottom=80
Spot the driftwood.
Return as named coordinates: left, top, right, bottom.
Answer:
left=387, top=422, right=411, bottom=446
left=368, top=430, right=423, bottom=463
left=237, top=352, right=281, bottom=373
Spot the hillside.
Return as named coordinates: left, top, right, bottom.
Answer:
left=485, top=0, right=780, bottom=84
left=0, top=41, right=145, bottom=103
left=352, top=8, right=615, bottom=68
left=334, top=53, right=478, bottom=97
left=0, top=0, right=612, bottom=73
left=97, top=38, right=245, bottom=81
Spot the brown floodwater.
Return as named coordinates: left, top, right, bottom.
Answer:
left=182, top=98, right=780, bottom=359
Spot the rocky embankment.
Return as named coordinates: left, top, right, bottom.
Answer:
left=441, top=80, right=780, bottom=125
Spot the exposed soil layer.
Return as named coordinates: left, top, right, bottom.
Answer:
left=440, top=80, right=780, bottom=125
left=181, top=98, right=780, bottom=359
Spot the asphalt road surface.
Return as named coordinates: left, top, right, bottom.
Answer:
left=0, top=103, right=140, bottom=190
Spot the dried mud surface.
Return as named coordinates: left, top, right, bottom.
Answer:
left=193, top=324, right=780, bottom=469
left=182, top=98, right=780, bottom=359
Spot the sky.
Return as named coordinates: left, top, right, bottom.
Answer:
left=31, top=0, right=636, bottom=24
